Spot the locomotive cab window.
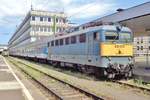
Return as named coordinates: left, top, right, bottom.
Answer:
left=105, top=31, right=119, bottom=41
left=120, top=32, right=132, bottom=43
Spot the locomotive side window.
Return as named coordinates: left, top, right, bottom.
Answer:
left=51, top=41, right=54, bottom=46
left=79, top=34, right=86, bottom=43
left=55, top=40, right=59, bottom=46
left=71, top=36, right=76, bottom=44
left=93, top=32, right=99, bottom=40
left=60, top=39, right=64, bottom=46
left=65, top=37, right=69, bottom=45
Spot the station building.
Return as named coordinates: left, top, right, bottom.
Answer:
left=8, top=10, right=71, bottom=55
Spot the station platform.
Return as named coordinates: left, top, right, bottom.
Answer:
left=133, top=67, right=150, bottom=83
left=0, top=56, right=33, bottom=100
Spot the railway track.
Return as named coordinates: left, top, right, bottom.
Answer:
left=7, top=58, right=103, bottom=100
left=114, top=80, right=150, bottom=93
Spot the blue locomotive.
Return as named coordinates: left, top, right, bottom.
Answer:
left=47, top=25, right=134, bottom=78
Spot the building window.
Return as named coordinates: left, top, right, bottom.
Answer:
left=40, top=26, right=44, bottom=32
left=36, top=26, right=39, bottom=31
left=141, top=46, right=143, bottom=50
left=79, top=34, right=86, bottom=43
left=44, top=27, right=47, bottom=32
left=141, top=39, right=143, bottom=43
left=48, top=17, right=51, bottom=22
left=71, top=36, right=76, bottom=44
left=51, top=41, right=54, bottom=46
left=44, top=17, right=47, bottom=21
left=48, top=27, right=51, bottom=32
left=32, top=16, right=35, bottom=21
left=93, top=32, right=99, bottom=40
left=40, top=17, right=43, bottom=21
left=137, top=46, right=139, bottom=50
left=60, top=39, right=64, bottom=46
left=65, top=37, right=69, bottom=45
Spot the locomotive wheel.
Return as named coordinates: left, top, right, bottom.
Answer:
left=95, top=67, right=106, bottom=78
left=107, top=73, right=115, bottom=79
left=127, top=69, right=133, bottom=78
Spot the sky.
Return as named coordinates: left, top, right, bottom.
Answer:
left=0, top=0, right=149, bottom=44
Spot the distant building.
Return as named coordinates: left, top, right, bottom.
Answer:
left=8, top=10, right=71, bottom=55
left=134, top=36, right=150, bottom=67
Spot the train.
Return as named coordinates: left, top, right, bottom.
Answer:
left=10, top=25, right=134, bottom=79
left=2, top=49, right=9, bottom=57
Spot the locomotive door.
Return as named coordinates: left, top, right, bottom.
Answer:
left=47, top=42, right=52, bottom=59
left=87, top=32, right=94, bottom=60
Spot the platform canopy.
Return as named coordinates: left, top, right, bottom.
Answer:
left=81, top=2, right=150, bottom=37
left=121, top=12, right=150, bottom=37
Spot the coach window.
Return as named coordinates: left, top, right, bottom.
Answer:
left=79, top=34, right=86, bottom=43
left=93, top=32, right=99, bottom=40
left=60, top=39, right=64, bottom=46
left=55, top=40, right=59, bottom=46
left=51, top=41, right=54, bottom=46
left=65, top=37, right=69, bottom=45
left=71, top=36, right=76, bottom=44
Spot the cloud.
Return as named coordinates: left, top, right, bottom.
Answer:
left=66, top=2, right=115, bottom=19
left=0, top=0, right=116, bottom=25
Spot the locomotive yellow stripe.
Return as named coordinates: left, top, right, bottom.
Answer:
left=100, top=43, right=133, bottom=56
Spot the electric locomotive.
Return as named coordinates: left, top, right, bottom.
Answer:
left=48, top=25, right=134, bottom=78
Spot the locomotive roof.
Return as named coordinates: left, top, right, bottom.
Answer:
left=51, top=25, right=132, bottom=40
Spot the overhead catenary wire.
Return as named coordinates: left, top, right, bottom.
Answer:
left=67, top=2, right=98, bottom=18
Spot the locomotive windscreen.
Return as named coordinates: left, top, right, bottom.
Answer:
left=105, top=31, right=132, bottom=43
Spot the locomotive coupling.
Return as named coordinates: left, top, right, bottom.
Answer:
left=107, top=62, right=133, bottom=75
